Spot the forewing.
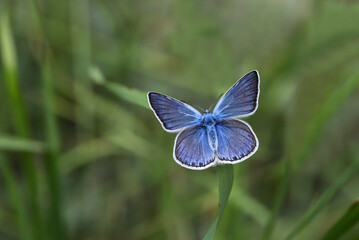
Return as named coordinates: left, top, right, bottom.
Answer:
left=148, top=92, right=202, bottom=132
left=216, top=119, right=258, bottom=162
left=174, top=126, right=216, bottom=169
left=213, top=71, right=260, bottom=120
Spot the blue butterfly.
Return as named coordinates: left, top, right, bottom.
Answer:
left=148, top=70, right=260, bottom=170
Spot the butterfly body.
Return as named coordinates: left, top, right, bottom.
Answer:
left=201, top=111, right=218, bottom=151
left=202, top=110, right=216, bottom=127
left=148, top=70, right=260, bottom=170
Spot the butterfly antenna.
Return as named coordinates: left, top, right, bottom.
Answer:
left=209, top=93, right=224, bottom=111
left=194, top=104, right=205, bottom=112
left=208, top=103, right=214, bottom=111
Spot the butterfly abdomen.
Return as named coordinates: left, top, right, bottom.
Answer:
left=206, top=126, right=218, bottom=151
left=201, top=112, right=218, bottom=151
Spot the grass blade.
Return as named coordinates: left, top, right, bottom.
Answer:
left=321, top=200, right=359, bottom=240
left=41, top=55, right=66, bottom=240
left=89, top=68, right=149, bottom=109
left=263, top=69, right=359, bottom=240
left=0, top=135, right=46, bottom=153
left=0, top=154, right=32, bottom=240
left=71, top=0, right=94, bottom=141
left=102, top=82, right=149, bottom=109
left=231, top=186, right=270, bottom=227
left=203, top=218, right=219, bottom=240
left=293, top=69, right=359, bottom=168
left=284, top=153, right=359, bottom=240
left=203, top=165, right=234, bottom=240
left=0, top=9, right=43, bottom=240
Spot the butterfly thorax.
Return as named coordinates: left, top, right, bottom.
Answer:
left=202, top=111, right=218, bottom=151
left=202, top=111, right=216, bottom=127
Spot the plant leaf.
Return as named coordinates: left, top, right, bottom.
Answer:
left=0, top=135, right=46, bottom=153
left=203, top=164, right=233, bottom=240
left=321, top=200, right=359, bottom=240
left=284, top=153, right=359, bottom=240
left=104, top=82, right=149, bottom=109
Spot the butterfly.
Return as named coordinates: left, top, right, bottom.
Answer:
left=147, top=70, right=260, bottom=170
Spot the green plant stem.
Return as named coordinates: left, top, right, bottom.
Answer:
left=262, top=69, right=359, bottom=240
left=0, top=154, right=32, bottom=240
left=102, top=82, right=149, bottom=109
left=41, top=55, right=66, bottom=240
left=71, top=0, right=94, bottom=140
left=0, top=136, right=46, bottom=153
left=321, top=200, right=359, bottom=240
left=0, top=9, right=43, bottom=240
left=203, top=165, right=234, bottom=240
left=285, top=153, right=359, bottom=240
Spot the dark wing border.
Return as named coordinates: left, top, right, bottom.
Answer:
left=173, top=126, right=217, bottom=170
left=213, top=70, right=260, bottom=119
left=147, top=92, right=202, bottom=133
left=216, top=119, right=259, bottom=164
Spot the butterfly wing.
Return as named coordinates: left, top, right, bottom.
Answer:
left=215, top=119, right=258, bottom=162
left=212, top=71, right=260, bottom=120
left=174, top=126, right=216, bottom=169
left=148, top=92, right=202, bottom=132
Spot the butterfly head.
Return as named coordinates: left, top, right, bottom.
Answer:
left=202, top=110, right=216, bottom=127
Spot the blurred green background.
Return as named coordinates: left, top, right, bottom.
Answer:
left=1, top=0, right=359, bottom=239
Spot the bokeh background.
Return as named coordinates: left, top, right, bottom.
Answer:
left=1, top=0, right=359, bottom=239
